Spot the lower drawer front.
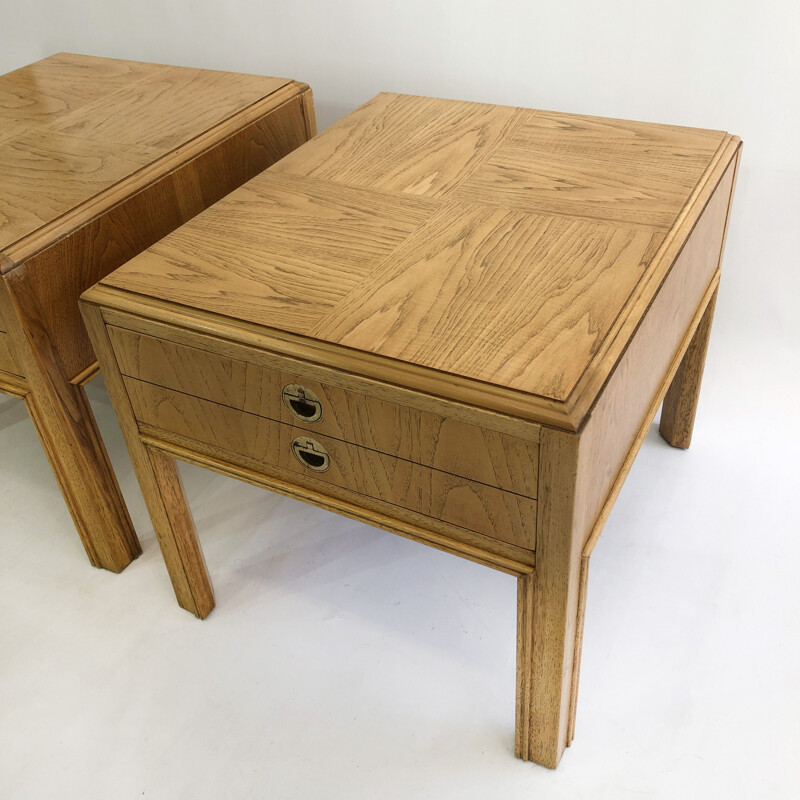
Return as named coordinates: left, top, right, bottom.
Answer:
left=125, top=378, right=536, bottom=550
left=0, top=331, right=22, bottom=376
left=108, top=326, right=539, bottom=498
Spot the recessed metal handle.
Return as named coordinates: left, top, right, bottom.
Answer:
left=291, top=436, right=330, bottom=472
left=282, top=383, right=322, bottom=423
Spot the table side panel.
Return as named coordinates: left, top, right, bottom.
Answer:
left=574, top=151, right=738, bottom=543
left=15, top=92, right=309, bottom=381
left=124, top=376, right=537, bottom=551
left=108, top=326, right=539, bottom=497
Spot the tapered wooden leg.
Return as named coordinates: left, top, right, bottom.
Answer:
left=660, top=288, right=718, bottom=449
left=81, top=299, right=214, bottom=617
left=516, top=428, right=582, bottom=769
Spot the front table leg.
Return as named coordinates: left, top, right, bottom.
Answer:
left=516, top=428, right=583, bottom=768
left=81, top=299, right=214, bottom=617
left=144, top=446, right=215, bottom=618
left=660, top=287, right=719, bottom=449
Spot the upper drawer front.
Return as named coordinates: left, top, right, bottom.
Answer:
left=109, top=326, right=539, bottom=498
left=0, top=331, right=22, bottom=377
left=125, top=377, right=536, bottom=550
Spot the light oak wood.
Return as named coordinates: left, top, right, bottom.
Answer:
left=86, top=298, right=536, bottom=612
left=0, top=372, right=27, bottom=397
left=0, top=330, right=22, bottom=375
left=103, top=93, right=738, bottom=430
left=83, top=92, right=741, bottom=767
left=2, top=80, right=310, bottom=269
left=451, top=109, right=724, bottom=227
left=523, top=427, right=582, bottom=768
left=576, top=158, right=735, bottom=535
left=124, top=377, right=537, bottom=549
left=81, top=300, right=214, bottom=616
left=8, top=94, right=310, bottom=380
left=96, top=298, right=543, bottom=442
left=0, top=54, right=290, bottom=251
left=310, top=203, right=664, bottom=400
left=270, top=92, right=526, bottom=196
left=145, top=445, right=215, bottom=618
left=0, top=265, right=140, bottom=570
left=561, top=153, right=738, bottom=752
left=102, top=173, right=439, bottom=333
left=109, top=326, right=539, bottom=496
left=564, top=135, right=740, bottom=429
left=143, top=431, right=536, bottom=578
left=659, top=288, right=719, bottom=448
left=301, top=88, right=318, bottom=139
left=0, top=53, right=313, bottom=570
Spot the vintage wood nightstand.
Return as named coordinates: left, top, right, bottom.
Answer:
left=81, top=94, right=740, bottom=767
left=0, top=53, right=315, bottom=571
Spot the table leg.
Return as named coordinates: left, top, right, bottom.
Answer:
left=660, top=287, right=719, bottom=449
left=22, top=383, right=141, bottom=571
left=0, top=272, right=140, bottom=572
left=515, top=428, right=582, bottom=768
left=81, top=299, right=214, bottom=618
left=144, top=445, right=215, bottom=619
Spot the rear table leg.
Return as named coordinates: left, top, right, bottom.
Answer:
left=660, top=288, right=719, bottom=449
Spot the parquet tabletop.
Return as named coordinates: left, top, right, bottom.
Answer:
left=102, top=92, right=738, bottom=427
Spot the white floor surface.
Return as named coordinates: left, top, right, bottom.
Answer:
left=1, top=335, right=798, bottom=799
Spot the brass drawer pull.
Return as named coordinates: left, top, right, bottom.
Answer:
left=291, top=436, right=330, bottom=472
left=282, top=383, right=322, bottom=422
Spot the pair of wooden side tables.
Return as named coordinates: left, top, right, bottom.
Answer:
left=1, top=53, right=741, bottom=769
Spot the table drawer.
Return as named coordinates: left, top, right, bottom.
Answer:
left=109, top=326, right=539, bottom=498
left=0, top=331, right=22, bottom=376
left=125, top=377, right=537, bottom=550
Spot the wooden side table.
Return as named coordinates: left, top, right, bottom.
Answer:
left=81, top=93, right=740, bottom=767
left=0, top=53, right=315, bottom=571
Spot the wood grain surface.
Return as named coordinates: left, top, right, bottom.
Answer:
left=555, top=153, right=738, bottom=763
left=80, top=89, right=741, bottom=769
left=0, top=266, right=141, bottom=571
left=520, top=427, right=582, bottom=768
left=0, top=330, right=21, bottom=376
left=17, top=94, right=310, bottom=381
left=81, top=299, right=215, bottom=613
left=0, top=53, right=290, bottom=252
left=573, top=158, right=735, bottom=555
left=125, top=377, right=537, bottom=550
left=100, top=92, right=739, bottom=429
left=101, top=173, right=437, bottom=332
left=452, top=110, right=723, bottom=227
left=109, top=325, right=539, bottom=496
left=270, top=92, right=527, bottom=196
left=311, top=203, right=664, bottom=399
left=659, top=287, right=719, bottom=448
left=0, top=53, right=313, bottom=573
left=143, top=429, right=536, bottom=579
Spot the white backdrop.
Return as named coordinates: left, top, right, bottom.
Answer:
left=2, top=0, right=799, bottom=352
left=1, top=2, right=799, bottom=798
